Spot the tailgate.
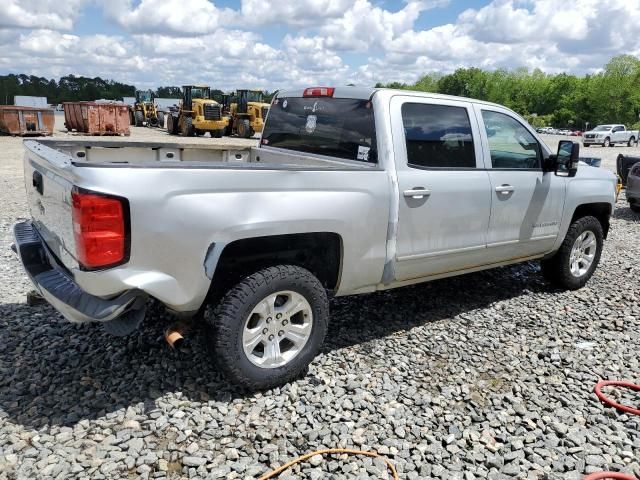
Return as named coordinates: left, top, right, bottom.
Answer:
left=23, top=140, right=78, bottom=269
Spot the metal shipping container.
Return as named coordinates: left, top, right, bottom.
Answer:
left=0, top=106, right=54, bottom=136
left=63, top=101, right=130, bottom=136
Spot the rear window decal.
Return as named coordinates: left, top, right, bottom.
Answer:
left=357, top=145, right=370, bottom=161
left=305, top=115, right=317, bottom=134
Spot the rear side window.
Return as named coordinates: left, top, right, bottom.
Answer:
left=401, top=103, right=476, bottom=169
left=261, top=97, right=377, bottom=163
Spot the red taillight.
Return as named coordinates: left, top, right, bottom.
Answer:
left=71, top=189, right=128, bottom=269
left=303, top=87, right=335, bottom=97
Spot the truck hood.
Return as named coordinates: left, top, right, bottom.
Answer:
left=575, top=162, right=617, bottom=184
left=584, top=129, right=610, bottom=135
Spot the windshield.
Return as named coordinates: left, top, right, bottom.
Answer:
left=261, top=97, right=377, bottom=163
left=191, top=88, right=210, bottom=99
left=593, top=125, right=612, bottom=131
left=247, top=91, right=264, bottom=103
left=138, top=91, right=152, bottom=102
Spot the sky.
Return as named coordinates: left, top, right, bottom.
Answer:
left=1, top=0, right=640, bottom=91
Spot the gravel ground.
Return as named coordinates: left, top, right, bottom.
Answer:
left=0, top=125, right=639, bottom=480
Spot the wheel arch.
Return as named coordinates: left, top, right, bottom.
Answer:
left=570, top=202, right=612, bottom=239
left=205, top=232, right=344, bottom=305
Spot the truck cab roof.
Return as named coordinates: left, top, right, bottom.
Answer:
left=275, top=86, right=508, bottom=110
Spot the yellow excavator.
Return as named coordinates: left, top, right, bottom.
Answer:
left=130, top=90, right=164, bottom=128
left=225, top=89, right=270, bottom=138
left=166, top=85, right=227, bottom=137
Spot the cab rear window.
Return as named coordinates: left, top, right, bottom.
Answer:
left=261, top=97, right=377, bottom=163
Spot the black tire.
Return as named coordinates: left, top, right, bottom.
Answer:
left=134, top=110, right=144, bottom=127
left=603, top=137, right=611, bottom=147
left=166, top=115, right=175, bottom=134
left=211, top=129, right=223, bottom=138
left=237, top=118, right=251, bottom=138
left=205, top=265, right=329, bottom=390
left=541, top=216, right=603, bottom=290
left=181, top=116, right=194, bottom=137
left=156, top=111, right=165, bottom=128
left=628, top=136, right=635, bottom=147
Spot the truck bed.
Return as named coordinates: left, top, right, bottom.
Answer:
left=30, top=138, right=380, bottom=170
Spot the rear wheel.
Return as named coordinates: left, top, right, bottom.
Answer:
left=541, top=216, right=603, bottom=290
left=134, top=110, right=144, bottom=127
left=156, top=111, right=165, bottom=128
left=205, top=265, right=329, bottom=390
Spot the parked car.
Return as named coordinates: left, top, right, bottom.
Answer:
left=570, top=131, right=582, bottom=137
left=583, top=124, right=639, bottom=147
left=12, top=87, right=618, bottom=389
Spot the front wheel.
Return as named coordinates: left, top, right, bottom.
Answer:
left=541, top=216, right=603, bottom=290
left=156, top=111, right=165, bottom=128
left=628, top=136, right=635, bottom=147
left=205, top=265, right=329, bottom=390
left=237, top=118, right=252, bottom=138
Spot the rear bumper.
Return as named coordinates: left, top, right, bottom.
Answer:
left=12, top=220, right=146, bottom=323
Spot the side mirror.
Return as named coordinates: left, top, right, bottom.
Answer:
left=555, top=140, right=579, bottom=177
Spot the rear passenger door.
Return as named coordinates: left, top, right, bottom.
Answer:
left=391, top=96, right=493, bottom=281
left=475, top=106, right=565, bottom=260
left=611, top=125, right=625, bottom=144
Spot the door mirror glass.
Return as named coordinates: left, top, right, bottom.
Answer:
left=556, top=140, right=579, bottom=177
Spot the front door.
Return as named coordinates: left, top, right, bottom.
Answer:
left=391, top=96, right=492, bottom=281
left=475, top=106, right=565, bottom=260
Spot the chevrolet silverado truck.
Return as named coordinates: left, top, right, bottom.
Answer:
left=583, top=124, right=639, bottom=147
left=13, top=87, right=618, bottom=389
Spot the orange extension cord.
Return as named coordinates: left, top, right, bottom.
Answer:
left=587, top=380, right=640, bottom=480
left=258, top=379, right=640, bottom=480
left=257, top=448, right=399, bottom=480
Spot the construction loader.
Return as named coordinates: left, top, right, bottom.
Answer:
left=130, top=90, right=164, bottom=128
left=225, top=89, right=270, bottom=138
left=166, top=85, right=227, bottom=137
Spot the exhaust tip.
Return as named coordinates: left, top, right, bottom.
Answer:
left=164, top=321, right=190, bottom=349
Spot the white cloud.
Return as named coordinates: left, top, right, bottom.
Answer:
left=103, top=0, right=234, bottom=36
left=0, top=0, right=86, bottom=30
left=238, top=0, right=355, bottom=26
left=2, top=0, right=640, bottom=91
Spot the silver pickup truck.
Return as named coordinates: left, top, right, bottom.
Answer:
left=13, top=87, right=618, bottom=389
left=583, top=124, right=639, bottom=147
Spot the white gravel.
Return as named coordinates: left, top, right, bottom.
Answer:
left=0, top=124, right=639, bottom=480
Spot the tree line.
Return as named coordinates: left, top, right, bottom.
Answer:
left=4, top=55, right=638, bottom=128
left=0, top=74, right=136, bottom=105
left=0, top=74, right=275, bottom=106
left=376, top=55, right=640, bottom=130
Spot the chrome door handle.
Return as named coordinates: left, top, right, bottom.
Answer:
left=495, top=185, right=514, bottom=195
left=403, top=188, right=431, bottom=199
